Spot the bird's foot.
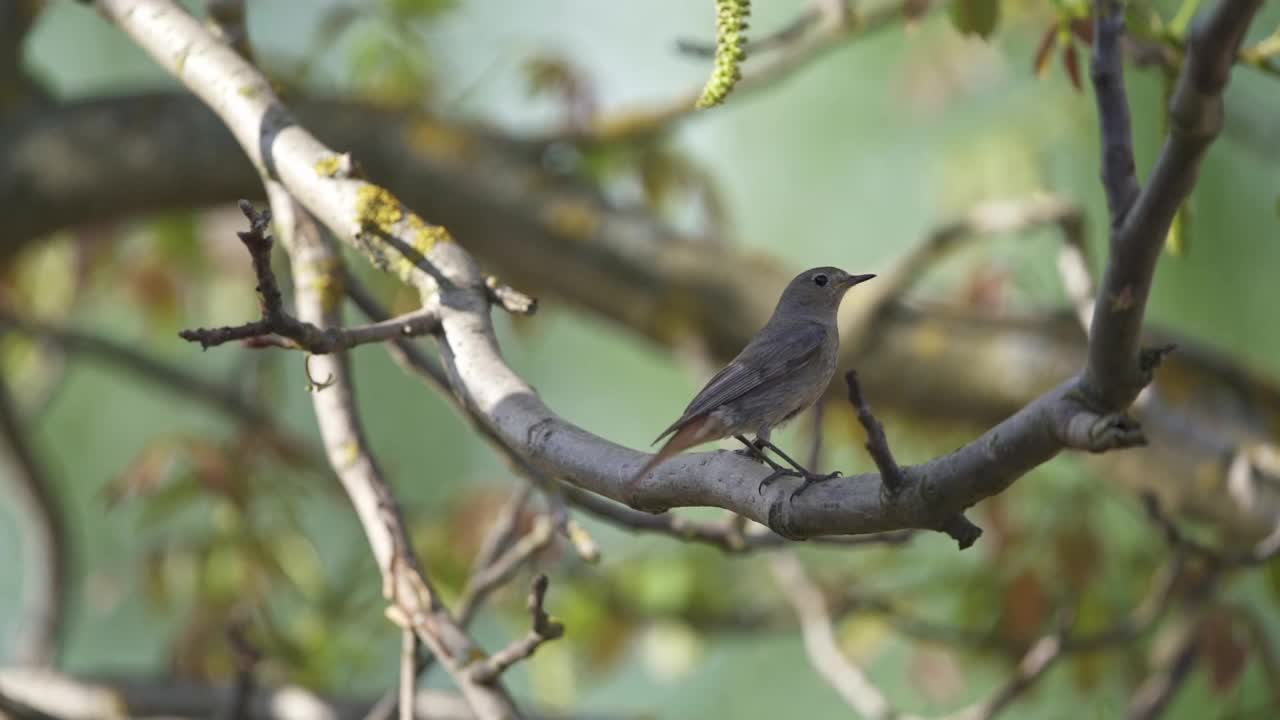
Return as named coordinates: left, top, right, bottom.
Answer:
left=757, top=468, right=842, bottom=500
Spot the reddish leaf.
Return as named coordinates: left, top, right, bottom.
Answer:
left=1033, top=26, right=1057, bottom=78
left=1001, top=570, right=1048, bottom=647
left=1200, top=611, right=1249, bottom=694
left=1053, top=525, right=1100, bottom=591
left=1062, top=43, right=1083, bottom=92
left=1068, top=17, right=1094, bottom=45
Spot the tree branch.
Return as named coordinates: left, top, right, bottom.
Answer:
left=0, top=376, right=68, bottom=668
left=266, top=191, right=520, bottom=718
left=0, top=669, right=605, bottom=720
left=466, top=575, right=565, bottom=684
left=178, top=202, right=443, bottom=352
left=1127, top=619, right=1204, bottom=720
left=1084, top=0, right=1263, bottom=408
left=769, top=553, right=895, bottom=720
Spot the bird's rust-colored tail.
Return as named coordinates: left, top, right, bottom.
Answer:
left=626, top=415, right=717, bottom=489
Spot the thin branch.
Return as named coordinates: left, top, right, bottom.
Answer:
left=769, top=553, right=895, bottom=720
left=845, top=370, right=906, bottom=493
left=844, top=370, right=981, bottom=548
left=467, top=575, right=565, bottom=684
left=457, top=516, right=556, bottom=626
left=0, top=375, right=68, bottom=668
left=955, top=618, right=1071, bottom=720
left=469, top=487, right=533, bottom=586
left=178, top=202, right=442, bottom=353
left=0, top=311, right=275, bottom=429
left=1090, top=0, right=1141, bottom=226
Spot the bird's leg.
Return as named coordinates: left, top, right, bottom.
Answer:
left=753, top=439, right=841, bottom=499
left=733, top=434, right=783, bottom=470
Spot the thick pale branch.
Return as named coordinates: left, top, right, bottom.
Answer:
left=268, top=192, right=519, bottom=718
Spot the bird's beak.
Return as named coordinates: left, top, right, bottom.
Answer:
left=843, top=273, right=876, bottom=287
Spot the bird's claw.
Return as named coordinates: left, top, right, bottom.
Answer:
left=790, top=470, right=841, bottom=500
left=758, top=468, right=793, bottom=495
left=758, top=469, right=842, bottom=499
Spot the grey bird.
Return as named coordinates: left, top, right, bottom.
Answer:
left=628, top=267, right=875, bottom=496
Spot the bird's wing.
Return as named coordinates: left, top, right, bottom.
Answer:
left=652, top=322, right=829, bottom=443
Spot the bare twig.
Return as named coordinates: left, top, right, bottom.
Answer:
left=769, top=553, right=894, bottom=720
left=457, top=516, right=556, bottom=626
left=845, top=370, right=981, bottom=548
left=179, top=202, right=442, bottom=353
left=1090, top=0, right=1141, bottom=226
left=0, top=376, right=68, bottom=668
left=469, top=487, right=533, bottom=585
left=845, top=370, right=906, bottom=494
left=955, top=617, right=1071, bottom=720
left=467, top=575, right=565, bottom=684
left=0, top=311, right=278, bottom=430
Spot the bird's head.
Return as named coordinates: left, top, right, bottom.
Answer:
left=776, top=267, right=876, bottom=317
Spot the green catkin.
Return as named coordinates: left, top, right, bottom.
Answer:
left=696, top=0, right=750, bottom=109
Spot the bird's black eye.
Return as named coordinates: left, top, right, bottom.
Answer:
left=813, top=274, right=829, bottom=287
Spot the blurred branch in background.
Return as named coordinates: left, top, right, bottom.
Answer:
left=565, top=0, right=926, bottom=143
left=0, top=668, right=613, bottom=720
left=0, top=0, right=50, bottom=111
left=0, top=376, right=67, bottom=669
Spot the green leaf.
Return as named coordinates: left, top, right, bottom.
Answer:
left=949, top=0, right=1000, bottom=39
